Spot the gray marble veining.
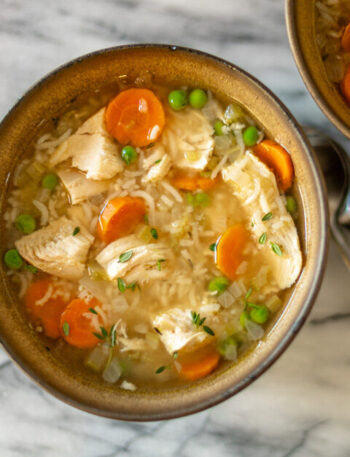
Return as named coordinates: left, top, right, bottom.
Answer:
left=1, top=0, right=350, bottom=456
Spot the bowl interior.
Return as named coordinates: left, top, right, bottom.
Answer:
left=286, top=0, right=350, bottom=138
left=0, top=45, right=328, bottom=420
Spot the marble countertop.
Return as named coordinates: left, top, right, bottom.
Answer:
left=1, top=0, right=350, bottom=455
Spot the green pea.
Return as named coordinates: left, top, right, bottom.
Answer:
left=286, top=196, right=297, bottom=215
left=243, top=126, right=259, bottom=147
left=121, top=145, right=138, bottom=165
left=4, top=249, right=23, bottom=270
left=249, top=305, right=269, bottom=324
left=240, top=311, right=249, bottom=329
left=15, top=214, right=36, bottom=234
left=214, top=120, right=225, bottom=136
left=168, top=90, right=188, bottom=111
left=208, top=276, right=230, bottom=295
left=41, top=173, right=58, bottom=190
left=195, top=192, right=210, bottom=207
left=189, top=89, right=208, bottom=109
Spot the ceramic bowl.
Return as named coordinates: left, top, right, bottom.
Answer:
left=286, top=0, right=350, bottom=139
left=0, top=45, right=328, bottom=420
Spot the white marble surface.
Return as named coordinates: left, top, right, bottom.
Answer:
left=1, top=0, right=350, bottom=455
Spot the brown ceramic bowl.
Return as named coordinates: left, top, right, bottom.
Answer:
left=286, top=0, right=350, bottom=139
left=0, top=45, right=328, bottom=421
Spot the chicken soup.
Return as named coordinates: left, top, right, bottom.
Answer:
left=4, top=84, right=302, bottom=390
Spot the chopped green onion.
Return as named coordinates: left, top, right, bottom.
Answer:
left=72, top=226, right=80, bottom=236
left=150, top=228, right=158, bottom=240
left=262, top=212, right=273, bottom=221
left=62, top=322, right=70, bottom=336
left=157, top=258, right=166, bottom=271
left=118, top=250, right=133, bottom=263
left=271, top=242, right=283, bottom=256
left=15, top=214, right=36, bottom=234
left=4, top=249, right=23, bottom=270
left=259, top=232, right=267, bottom=244
left=117, top=278, right=126, bottom=293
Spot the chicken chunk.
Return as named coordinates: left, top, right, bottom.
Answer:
left=58, top=168, right=110, bottom=204
left=50, top=108, right=124, bottom=180
left=15, top=216, right=94, bottom=280
left=222, top=152, right=302, bottom=291
left=142, top=153, right=172, bottom=184
left=96, top=234, right=172, bottom=282
left=152, top=308, right=208, bottom=354
left=160, top=107, right=214, bottom=170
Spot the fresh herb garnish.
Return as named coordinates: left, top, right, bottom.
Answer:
left=203, top=325, right=215, bottom=336
left=155, top=366, right=167, bottom=374
left=118, top=250, right=133, bottom=263
left=150, top=228, right=158, bottom=240
left=209, top=243, right=216, bottom=252
left=191, top=311, right=214, bottom=335
left=62, top=322, right=70, bottom=336
left=100, top=326, right=108, bottom=338
left=118, top=277, right=126, bottom=293
left=127, top=281, right=138, bottom=291
left=262, top=212, right=273, bottom=221
left=72, top=226, right=80, bottom=236
left=259, top=232, right=267, bottom=244
left=173, top=351, right=178, bottom=360
left=271, top=242, right=283, bottom=256
left=245, top=287, right=253, bottom=300
left=154, top=327, right=162, bottom=335
left=93, top=332, right=105, bottom=340
left=89, top=308, right=98, bottom=315
left=157, top=258, right=166, bottom=271
left=110, top=325, right=117, bottom=347
left=154, top=159, right=161, bottom=164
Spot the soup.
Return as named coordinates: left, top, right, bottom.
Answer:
left=315, top=0, right=350, bottom=103
left=3, top=82, right=302, bottom=390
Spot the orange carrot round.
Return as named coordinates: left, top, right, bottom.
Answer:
left=341, top=23, right=350, bottom=51
left=179, top=347, right=220, bottom=381
left=216, top=224, right=249, bottom=281
left=97, top=196, right=146, bottom=244
left=25, top=279, right=69, bottom=339
left=341, top=65, right=350, bottom=104
left=60, top=298, right=101, bottom=349
left=104, top=88, right=165, bottom=147
left=172, top=175, right=219, bottom=191
left=252, top=139, right=294, bottom=191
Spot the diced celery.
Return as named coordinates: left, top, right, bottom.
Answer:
left=224, top=103, right=245, bottom=124
left=135, top=224, right=153, bottom=243
left=84, top=344, right=109, bottom=373
left=265, top=294, right=283, bottom=313
left=25, top=161, right=46, bottom=183
left=102, top=355, right=122, bottom=383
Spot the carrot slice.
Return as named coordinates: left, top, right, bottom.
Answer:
left=105, top=88, right=165, bottom=147
left=252, top=139, right=294, bottom=191
left=341, top=23, right=350, bottom=51
left=216, top=224, right=249, bottom=281
left=25, top=279, right=69, bottom=339
left=341, top=65, right=350, bottom=104
left=97, top=196, right=146, bottom=244
left=179, top=347, right=220, bottom=381
left=172, top=175, right=219, bottom=191
left=60, top=298, right=101, bottom=349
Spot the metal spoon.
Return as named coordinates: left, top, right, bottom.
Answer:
left=306, top=127, right=350, bottom=269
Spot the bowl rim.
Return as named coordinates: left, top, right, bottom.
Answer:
left=285, top=0, right=350, bottom=139
left=0, top=44, right=329, bottom=421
